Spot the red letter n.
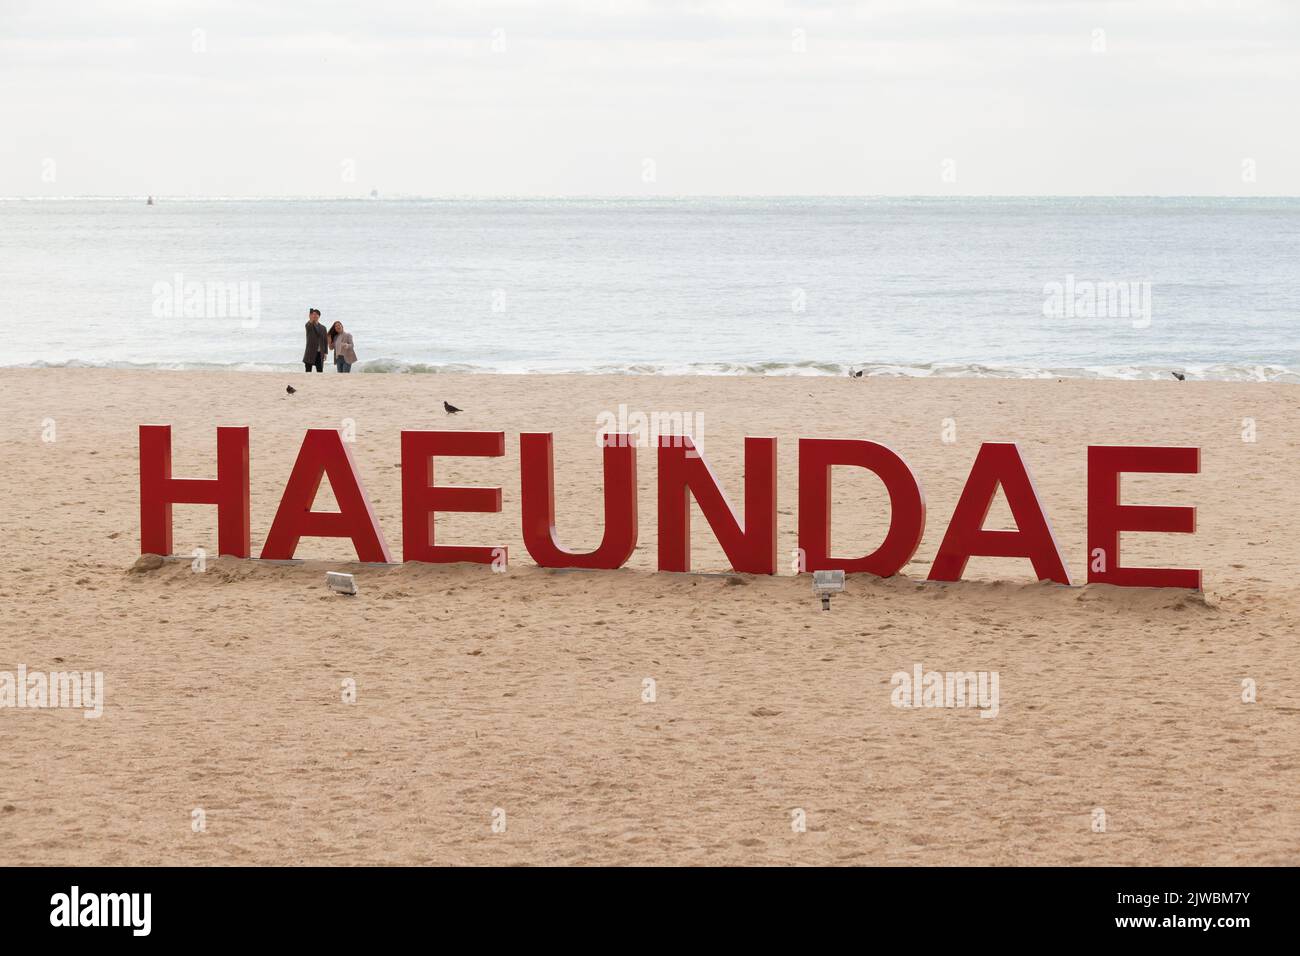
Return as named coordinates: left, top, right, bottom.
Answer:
left=657, top=436, right=776, bottom=574
left=139, top=425, right=250, bottom=558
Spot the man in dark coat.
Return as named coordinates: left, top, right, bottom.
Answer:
left=303, top=308, right=328, bottom=372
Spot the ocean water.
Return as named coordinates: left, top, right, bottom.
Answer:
left=2, top=197, right=1297, bottom=380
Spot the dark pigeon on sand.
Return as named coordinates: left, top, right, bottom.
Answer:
left=443, top=401, right=463, bottom=414
left=286, top=385, right=297, bottom=395
left=1171, top=371, right=1186, bottom=382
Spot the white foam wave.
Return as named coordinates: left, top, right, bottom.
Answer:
left=5, top=357, right=1297, bottom=382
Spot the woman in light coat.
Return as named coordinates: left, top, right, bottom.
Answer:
left=328, top=321, right=358, bottom=373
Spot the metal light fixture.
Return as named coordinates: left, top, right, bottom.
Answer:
left=812, top=569, right=845, bottom=610
left=326, top=571, right=357, bottom=596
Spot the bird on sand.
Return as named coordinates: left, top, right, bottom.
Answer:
left=1171, top=371, right=1186, bottom=381
left=286, top=385, right=297, bottom=395
left=443, top=401, right=463, bottom=414
left=853, top=369, right=864, bottom=378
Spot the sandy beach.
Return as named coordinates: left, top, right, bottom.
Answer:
left=1, top=367, right=1297, bottom=865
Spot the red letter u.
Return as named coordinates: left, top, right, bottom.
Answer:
left=520, top=433, right=637, bottom=569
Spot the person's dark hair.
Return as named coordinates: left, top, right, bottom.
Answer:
left=328, top=321, right=343, bottom=346
left=309, top=308, right=321, bottom=317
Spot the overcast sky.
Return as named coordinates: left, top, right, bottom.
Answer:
left=1, top=0, right=1296, bottom=196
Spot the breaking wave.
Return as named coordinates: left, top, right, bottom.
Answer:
left=8, top=357, right=1298, bottom=382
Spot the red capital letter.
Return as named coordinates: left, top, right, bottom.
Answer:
left=520, top=433, right=637, bottom=569
left=797, top=438, right=925, bottom=576
left=401, top=431, right=505, bottom=565
left=657, top=436, right=776, bottom=574
left=139, top=425, right=250, bottom=558
left=260, top=429, right=391, bottom=562
left=929, top=442, right=1070, bottom=584
left=1087, top=445, right=1200, bottom=589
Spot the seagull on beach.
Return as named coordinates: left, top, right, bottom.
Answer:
left=443, top=401, right=463, bottom=414
left=1171, top=371, right=1186, bottom=381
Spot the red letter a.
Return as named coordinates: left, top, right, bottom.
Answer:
left=260, top=429, right=391, bottom=562
left=929, top=442, right=1070, bottom=584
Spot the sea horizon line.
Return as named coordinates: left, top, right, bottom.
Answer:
left=3, top=194, right=1299, bottom=203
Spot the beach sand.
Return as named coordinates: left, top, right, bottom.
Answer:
left=1, top=367, right=1297, bottom=865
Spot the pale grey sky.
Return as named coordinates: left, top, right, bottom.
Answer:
left=1, top=0, right=1296, bottom=196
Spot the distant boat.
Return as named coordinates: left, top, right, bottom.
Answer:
left=146, top=196, right=154, bottom=206
left=369, top=189, right=379, bottom=199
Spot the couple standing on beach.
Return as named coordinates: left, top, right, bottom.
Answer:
left=304, top=308, right=358, bottom=373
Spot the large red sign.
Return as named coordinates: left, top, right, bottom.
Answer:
left=139, top=425, right=1201, bottom=589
